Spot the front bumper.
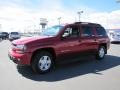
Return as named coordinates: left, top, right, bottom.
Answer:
left=8, top=49, right=32, bottom=65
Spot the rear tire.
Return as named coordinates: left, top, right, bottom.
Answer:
left=31, top=51, right=54, bottom=74
left=96, top=46, right=105, bottom=60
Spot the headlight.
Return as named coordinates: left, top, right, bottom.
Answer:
left=13, top=44, right=27, bottom=54
left=16, top=45, right=26, bottom=50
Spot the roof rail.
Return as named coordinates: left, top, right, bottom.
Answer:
left=74, top=22, right=100, bottom=26
left=74, top=22, right=87, bottom=24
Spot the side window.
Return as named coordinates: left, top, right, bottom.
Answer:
left=82, top=26, right=94, bottom=37
left=62, top=26, right=79, bottom=38
left=96, top=27, right=107, bottom=36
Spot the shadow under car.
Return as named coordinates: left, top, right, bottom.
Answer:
left=17, top=55, right=120, bottom=82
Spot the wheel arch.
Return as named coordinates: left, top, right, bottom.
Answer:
left=30, top=47, right=56, bottom=65
left=99, top=43, right=107, bottom=54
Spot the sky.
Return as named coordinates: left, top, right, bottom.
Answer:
left=0, top=0, right=120, bottom=32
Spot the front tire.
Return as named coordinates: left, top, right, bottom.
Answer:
left=31, top=51, right=54, bottom=74
left=96, top=46, right=105, bottom=60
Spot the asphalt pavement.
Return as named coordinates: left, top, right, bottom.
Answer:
left=0, top=40, right=120, bottom=90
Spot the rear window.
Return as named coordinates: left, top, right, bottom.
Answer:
left=96, top=27, right=107, bottom=36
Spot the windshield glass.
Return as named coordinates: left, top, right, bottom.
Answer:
left=11, top=32, right=19, bottom=35
left=41, top=25, right=63, bottom=36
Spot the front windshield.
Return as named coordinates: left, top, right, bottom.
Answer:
left=11, top=32, right=19, bottom=35
left=41, top=25, right=63, bottom=36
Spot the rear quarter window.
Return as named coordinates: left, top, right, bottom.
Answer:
left=96, top=27, right=107, bottom=36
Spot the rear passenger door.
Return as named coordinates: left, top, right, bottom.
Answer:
left=80, top=26, right=97, bottom=54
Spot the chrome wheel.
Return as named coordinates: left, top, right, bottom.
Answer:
left=99, top=47, right=105, bottom=58
left=96, top=46, right=105, bottom=60
left=38, top=56, right=51, bottom=71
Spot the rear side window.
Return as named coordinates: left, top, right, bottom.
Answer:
left=96, top=27, right=107, bottom=36
left=81, top=26, right=94, bottom=37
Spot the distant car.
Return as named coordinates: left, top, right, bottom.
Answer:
left=0, top=32, right=2, bottom=40
left=0, top=32, right=2, bottom=38
left=1, top=32, right=9, bottom=40
left=9, top=32, right=21, bottom=41
left=107, top=29, right=120, bottom=43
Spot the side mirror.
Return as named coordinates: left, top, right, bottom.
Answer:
left=62, top=32, right=69, bottom=37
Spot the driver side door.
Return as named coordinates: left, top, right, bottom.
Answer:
left=57, top=25, right=82, bottom=62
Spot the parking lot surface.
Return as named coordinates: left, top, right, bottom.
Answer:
left=0, top=40, right=120, bottom=90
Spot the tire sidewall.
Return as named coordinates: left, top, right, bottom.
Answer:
left=96, top=46, right=105, bottom=60
left=32, top=51, right=53, bottom=74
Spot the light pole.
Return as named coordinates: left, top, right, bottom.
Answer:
left=77, top=11, right=83, bottom=22
left=58, top=17, right=62, bottom=26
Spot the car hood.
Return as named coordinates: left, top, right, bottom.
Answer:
left=12, top=36, right=51, bottom=45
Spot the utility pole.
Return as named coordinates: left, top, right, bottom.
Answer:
left=77, top=11, right=83, bottom=22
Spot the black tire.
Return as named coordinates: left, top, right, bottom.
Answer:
left=96, top=46, right=105, bottom=60
left=31, top=51, right=54, bottom=74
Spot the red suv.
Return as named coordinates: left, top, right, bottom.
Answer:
left=8, top=22, right=110, bottom=73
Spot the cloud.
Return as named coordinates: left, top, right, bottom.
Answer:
left=0, top=6, right=35, bottom=32
left=86, top=10, right=120, bottom=29
left=0, top=0, right=120, bottom=32
left=0, top=0, right=77, bottom=32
